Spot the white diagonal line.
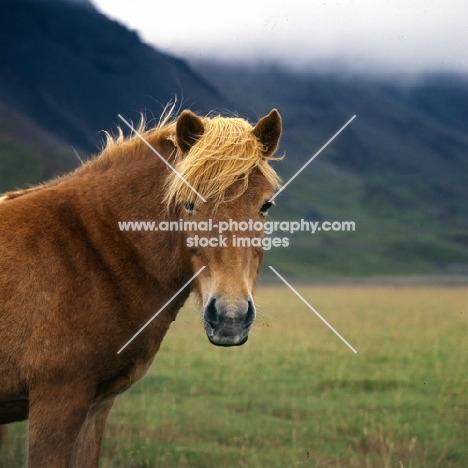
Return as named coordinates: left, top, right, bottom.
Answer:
left=269, top=115, right=356, bottom=202
left=117, top=266, right=206, bottom=354
left=268, top=266, right=357, bottom=353
left=118, top=114, right=207, bottom=203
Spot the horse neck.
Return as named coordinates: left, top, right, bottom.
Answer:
left=71, top=138, right=191, bottom=285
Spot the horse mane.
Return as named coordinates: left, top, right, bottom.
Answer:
left=0, top=109, right=174, bottom=203
left=2, top=106, right=282, bottom=208
left=103, top=106, right=281, bottom=209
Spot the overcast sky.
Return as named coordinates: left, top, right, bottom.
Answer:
left=91, top=0, right=467, bottom=73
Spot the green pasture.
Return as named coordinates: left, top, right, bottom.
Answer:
left=1, top=285, right=466, bottom=467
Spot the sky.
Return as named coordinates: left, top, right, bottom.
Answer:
left=91, top=0, right=467, bottom=74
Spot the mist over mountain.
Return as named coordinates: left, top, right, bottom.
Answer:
left=0, top=0, right=466, bottom=277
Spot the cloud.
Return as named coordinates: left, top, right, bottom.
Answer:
left=94, top=0, right=468, bottom=73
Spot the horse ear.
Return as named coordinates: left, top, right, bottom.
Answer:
left=252, top=109, right=282, bottom=158
left=176, top=110, right=205, bottom=153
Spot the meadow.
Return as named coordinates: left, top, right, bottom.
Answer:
left=1, top=284, right=466, bottom=467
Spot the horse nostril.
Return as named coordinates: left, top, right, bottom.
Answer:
left=244, top=299, right=256, bottom=327
left=205, top=297, right=218, bottom=327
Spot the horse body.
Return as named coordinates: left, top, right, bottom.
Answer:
left=0, top=109, right=282, bottom=467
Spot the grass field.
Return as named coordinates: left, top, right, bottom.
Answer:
left=1, top=284, right=466, bottom=467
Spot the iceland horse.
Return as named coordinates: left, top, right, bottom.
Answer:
left=0, top=108, right=282, bottom=467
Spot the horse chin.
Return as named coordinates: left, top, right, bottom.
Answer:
left=206, top=334, right=249, bottom=347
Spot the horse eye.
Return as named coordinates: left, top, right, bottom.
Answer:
left=183, top=202, right=195, bottom=212
left=259, top=201, right=272, bottom=215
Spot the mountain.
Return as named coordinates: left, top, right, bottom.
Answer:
left=0, top=0, right=228, bottom=154
left=190, top=63, right=468, bottom=277
left=0, top=0, right=466, bottom=277
left=27, top=0, right=96, bottom=11
left=0, top=100, right=78, bottom=192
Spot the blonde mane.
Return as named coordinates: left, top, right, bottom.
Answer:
left=103, top=107, right=281, bottom=209
left=163, top=114, right=281, bottom=209
left=2, top=108, right=281, bottom=208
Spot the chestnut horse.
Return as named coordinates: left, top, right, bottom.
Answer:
left=0, top=108, right=282, bottom=467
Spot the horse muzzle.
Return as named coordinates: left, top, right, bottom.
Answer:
left=203, top=295, right=255, bottom=347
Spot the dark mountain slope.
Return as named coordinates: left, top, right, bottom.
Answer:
left=0, top=0, right=228, bottom=153
left=0, top=101, right=78, bottom=192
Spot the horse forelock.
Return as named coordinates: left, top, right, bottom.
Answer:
left=163, top=115, right=282, bottom=210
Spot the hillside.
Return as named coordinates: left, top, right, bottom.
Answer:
left=0, top=101, right=80, bottom=192
left=0, top=0, right=466, bottom=277
left=0, top=0, right=228, bottom=153
left=191, top=63, right=468, bottom=277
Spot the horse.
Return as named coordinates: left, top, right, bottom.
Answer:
left=0, top=107, right=282, bottom=467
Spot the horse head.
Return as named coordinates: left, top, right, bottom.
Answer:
left=167, top=109, right=282, bottom=346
